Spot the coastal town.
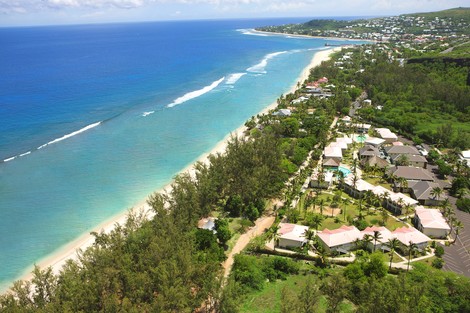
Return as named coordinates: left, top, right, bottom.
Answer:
left=1, top=6, right=469, bottom=313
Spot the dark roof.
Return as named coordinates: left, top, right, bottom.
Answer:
left=388, top=166, right=434, bottom=182
left=410, top=181, right=440, bottom=200
left=361, top=155, right=389, bottom=168
left=391, top=154, right=427, bottom=163
left=384, top=145, right=420, bottom=155
left=359, top=145, right=380, bottom=157
left=323, top=158, right=341, bottom=167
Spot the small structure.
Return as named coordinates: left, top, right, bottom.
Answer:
left=363, top=99, right=372, bottom=106
left=359, top=145, right=380, bottom=160
left=388, top=166, right=434, bottom=182
left=324, top=146, right=343, bottom=160
left=310, top=170, right=334, bottom=189
left=376, top=128, right=398, bottom=143
left=328, top=141, right=348, bottom=151
left=409, top=181, right=442, bottom=206
left=361, top=226, right=393, bottom=251
left=392, top=226, right=431, bottom=251
left=273, top=109, right=292, bottom=117
left=361, top=155, right=389, bottom=169
left=277, top=223, right=309, bottom=249
left=323, top=158, right=341, bottom=168
left=317, top=225, right=362, bottom=253
left=353, top=123, right=372, bottom=134
left=341, top=115, right=352, bottom=125
left=384, top=146, right=420, bottom=159
left=460, top=150, right=470, bottom=166
left=413, top=207, right=450, bottom=239
left=364, top=137, right=386, bottom=148
left=391, top=154, right=427, bottom=168
left=198, top=217, right=217, bottom=232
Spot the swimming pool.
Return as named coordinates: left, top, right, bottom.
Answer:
left=355, top=135, right=367, bottom=143
left=327, top=166, right=351, bottom=177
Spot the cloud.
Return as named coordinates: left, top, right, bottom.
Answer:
left=0, top=0, right=145, bottom=14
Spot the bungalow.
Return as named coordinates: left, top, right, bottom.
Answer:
left=273, top=109, right=292, bottom=117
left=413, top=207, right=450, bottom=239
left=376, top=128, right=398, bottom=143
left=328, top=141, right=348, bottom=151
left=409, top=181, right=442, bottom=206
left=384, top=146, right=420, bottom=159
left=388, top=166, right=434, bottom=182
left=277, top=223, right=309, bottom=249
left=342, top=176, right=374, bottom=198
left=317, top=225, right=362, bottom=253
left=323, top=157, right=341, bottom=168
left=340, top=116, right=352, bottom=125
left=363, top=99, right=372, bottom=106
left=310, top=170, right=334, bottom=189
left=361, top=226, right=393, bottom=251
left=324, top=146, right=343, bottom=160
left=359, top=145, right=380, bottom=160
left=385, top=192, right=419, bottom=215
left=391, top=154, right=427, bottom=168
left=392, top=226, right=431, bottom=251
left=353, top=123, right=372, bottom=134
left=364, top=137, right=386, bottom=148
left=361, top=155, right=389, bottom=169
left=198, top=217, right=217, bottom=232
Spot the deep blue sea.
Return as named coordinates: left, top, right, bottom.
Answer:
left=0, top=18, right=362, bottom=290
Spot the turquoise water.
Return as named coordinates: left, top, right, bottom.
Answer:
left=356, top=135, right=367, bottom=142
left=327, top=166, right=351, bottom=176
left=0, top=20, right=364, bottom=290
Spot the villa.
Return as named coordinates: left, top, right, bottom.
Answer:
left=359, top=145, right=380, bottom=160
left=384, top=146, right=421, bottom=159
left=376, top=127, right=398, bottom=143
left=392, top=226, right=431, bottom=251
left=277, top=223, right=309, bottom=249
left=364, top=137, right=386, bottom=148
left=317, top=225, right=362, bottom=253
left=391, top=154, right=427, bottom=168
left=273, top=109, right=292, bottom=117
left=361, top=226, right=393, bottom=251
left=310, top=170, right=334, bottom=189
left=409, top=181, right=443, bottom=206
left=388, top=166, right=434, bottom=182
left=324, top=146, right=343, bottom=160
left=413, top=207, right=450, bottom=239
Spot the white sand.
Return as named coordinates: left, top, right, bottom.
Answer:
left=7, top=47, right=340, bottom=293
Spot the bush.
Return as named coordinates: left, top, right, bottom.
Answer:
left=434, top=245, right=445, bottom=258
left=456, top=197, right=470, bottom=213
left=432, top=257, right=444, bottom=269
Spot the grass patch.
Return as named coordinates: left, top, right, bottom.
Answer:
left=239, top=273, right=356, bottom=313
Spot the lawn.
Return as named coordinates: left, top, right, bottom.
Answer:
left=239, top=273, right=356, bottom=313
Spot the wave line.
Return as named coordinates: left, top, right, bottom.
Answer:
left=247, top=51, right=288, bottom=74
left=37, top=121, right=102, bottom=150
left=167, top=77, right=225, bottom=108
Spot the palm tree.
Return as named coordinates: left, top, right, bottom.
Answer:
left=430, top=186, right=443, bottom=203
left=453, top=220, right=463, bottom=244
left=385, top=238, right=401, bottom=269
left=362, top=234, right=373, bottom=252
left=380, top=208, right=389, bottom=226
left=397, top=177, right=408, bottom=192
left=310, top=214, right=324, bottom=231
left=319, top=199, right=325, bottom=216
left=407, top=241, right=418, bottom=271
left=372, top=230, right=382, bottom=252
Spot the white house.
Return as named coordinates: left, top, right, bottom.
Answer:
left=361, top=226, right=393, bottom=251
left=324, top=146, right=343, bottom=160
left=317, top=225, right=362, bottom=253
left=392, top=226, right=431, bottom=251
left=414, top=207, right=450, bottom=239
left=376, top=128, right=398, bottom=143
left=365, top=137, right=386, bottom=148
left=277, top=223, right=309, bottom=249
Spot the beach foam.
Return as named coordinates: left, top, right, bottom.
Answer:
left=237, top=29, right=268, bottom=36
left=167, top=77, right=225, bottom=108
left=142, top=111, right=154, bottom=117
left=225, top=73, right=246, bottom=85
left=247, top=51, right=288, bottom=74
left=37, top=122, right=102, bottom=150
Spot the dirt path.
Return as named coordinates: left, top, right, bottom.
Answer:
left=222, top=216, right=275, bottom=278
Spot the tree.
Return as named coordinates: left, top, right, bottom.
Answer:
left=307, top=213, right=324, bottom=231
left=430, top=186, right=443, bottom=202
left=215, top=218, right=232, bottom=246
left=372, top=230, right=383, bottom=252
left=299, top=277, right=321, bottom=313
left=362, top=234, right=373, bottom=252
left=321, top=272, right=348, bottom=313
left=363, top=252, right=388, bottom=278
left=453, top=220, right=464, bottom=244
left=385, top=238, right=400, bottom=269
left=407, top=241, right=418, bottom=271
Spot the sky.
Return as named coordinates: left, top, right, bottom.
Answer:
left=0, top=0, right=468, bottom=27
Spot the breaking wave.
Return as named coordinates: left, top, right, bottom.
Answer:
left=167, top=77, right=225, bottom=108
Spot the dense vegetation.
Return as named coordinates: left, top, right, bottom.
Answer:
left=222, top=254, right=470, bottom=313
left=357, top=58, right=470, bottom=149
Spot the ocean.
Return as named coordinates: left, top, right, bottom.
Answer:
left=0, top=18, right=359, bottom=290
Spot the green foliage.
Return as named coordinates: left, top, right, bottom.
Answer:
left=215, top=218, right=232, bottom=246
left=434, top=245, right=445, bottom=258
left=432, top=257, right=444, bottom=269
left=456, top=197, right=470, bottom=213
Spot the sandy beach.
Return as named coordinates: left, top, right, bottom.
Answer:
left=252, top=29, right=375, bottom=43
left=8, top=46, right=340, bottom=293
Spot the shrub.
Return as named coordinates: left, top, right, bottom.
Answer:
left=434, top=245, right=445, bottom=258
left=456, top=197, right=470, bottom=213
left=432, top=257, right=444, bottom=269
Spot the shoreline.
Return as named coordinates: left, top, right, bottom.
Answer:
left=2, top=47, right=340, bottom=294
left=252, top=29, right=377, bottom=43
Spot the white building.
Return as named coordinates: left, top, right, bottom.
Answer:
left=414, top=207, right=450, bottom=239
left=277, top=223, right=309, bottom=249
left=317, top=225, right=362, bottom=253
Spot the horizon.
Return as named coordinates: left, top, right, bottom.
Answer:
left=0, top=1, right=468, bottom=27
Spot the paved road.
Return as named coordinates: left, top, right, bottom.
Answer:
left=442, top=204, right=470, bottom=278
